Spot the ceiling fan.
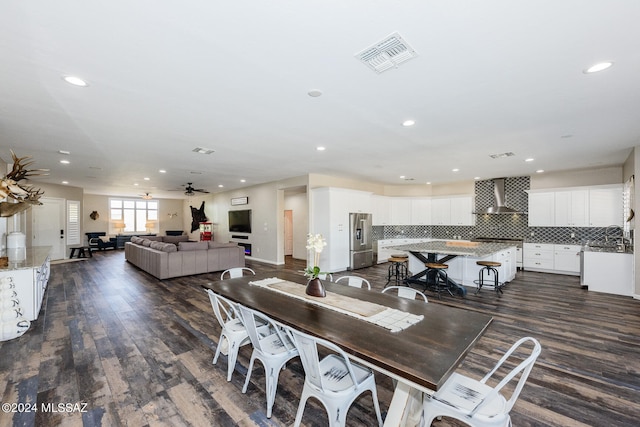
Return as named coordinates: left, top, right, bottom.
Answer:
left=183, top=183, right=209, bottom=195
left=139, top=192, right=153, bottom=200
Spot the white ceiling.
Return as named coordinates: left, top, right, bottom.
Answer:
left=1, top=1, right=639, bottom=199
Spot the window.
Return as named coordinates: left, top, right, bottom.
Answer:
left=109, top=198, right=159, bottom=234
left=67, top=200, right=81, bottom=245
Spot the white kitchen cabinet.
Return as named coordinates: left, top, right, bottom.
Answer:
left=371, top=195, right=391, bottom=226
left=589, top=185, right=623, bottom=227
left=554, top=190, right=589, bottom=227
left=431, top=198, right=451, bottom=225
left=583, top=251, right=633, bottom=296
left=528, top=192, right=555, bottom=226
left=460, top=246, right=517, bottom=288
left=0, top=248, right=51, bottom=321
left=410, top=198, right=432, bottom=225
left=347, top=190, right=372, bottom=214
left=523, top=243, right=554, bottom=271
left=450, top=196, right=475, bottom=226
left=390, top=198, right=412, bottom=225
left=553, top=244, right=581, bottom=275
left=430, top=196, right=474, bottom=226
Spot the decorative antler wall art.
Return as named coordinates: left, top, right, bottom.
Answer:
left=0, top=150, right=49, bottom=217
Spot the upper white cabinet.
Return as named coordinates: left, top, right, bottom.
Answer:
left=450, top=196, right=475, bottom=226
left=431, top=198, right=451, bottom=225
left=410, top=198, right=432, bottom=225
left=528, top=192, right=555, bottom=226
left=430, top=196, right=475, bottom=226
left=554, top=190, right=589, bottom=227
left=371, top=195, right=473, bottom=226
left=528, top=185, right=622, bottom=227
left=390, top=198, right=412, bottom=225
left=589, top=186, right=623, bottom=227
left=371, top=195, right=391, bottom=226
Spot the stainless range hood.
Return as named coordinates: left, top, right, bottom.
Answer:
left=478, top=178, right=523, bottom=214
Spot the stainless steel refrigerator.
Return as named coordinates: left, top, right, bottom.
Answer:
left=349, top=212, right=373, bottom=270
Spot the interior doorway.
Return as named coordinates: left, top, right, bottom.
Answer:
left=284, top=210, right=293, bottom=256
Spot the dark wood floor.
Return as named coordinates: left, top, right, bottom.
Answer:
left=1, top=250, right=639, bottom=427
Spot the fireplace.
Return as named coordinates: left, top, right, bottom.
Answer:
left=237, top=242, right=252, bottom=256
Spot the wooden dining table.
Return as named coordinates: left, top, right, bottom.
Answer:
left=204, top=271, right=493, bottom=426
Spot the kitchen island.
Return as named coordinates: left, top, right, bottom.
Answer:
left=390, top=240, right=517, bottom=296
left=0, top=247, right=51, bottom=321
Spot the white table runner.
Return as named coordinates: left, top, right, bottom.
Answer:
left=249, top=277, right=423, bottom=333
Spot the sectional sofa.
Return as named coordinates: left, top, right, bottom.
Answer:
left=124, top=236, right=245, bottom=279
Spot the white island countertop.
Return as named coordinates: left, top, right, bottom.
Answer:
left=0, top=246, right=51, bottom=271
left=390, top=240, right=517, bottom=258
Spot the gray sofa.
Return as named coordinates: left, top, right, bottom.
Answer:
left=124, top=236, right=245, bottom=279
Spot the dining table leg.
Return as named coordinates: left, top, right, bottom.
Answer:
left=384, top=381, right=427, bottom=427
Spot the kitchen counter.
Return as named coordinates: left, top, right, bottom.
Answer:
left=0, top=246, right=52, bottom=271
left=582, top=250, right=633, bottom=296
left=390, top=240, right=518, bottom=258
left=582, top=245, right=633, bottom=254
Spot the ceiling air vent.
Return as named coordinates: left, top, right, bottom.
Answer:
left=355, top=32, right=418, bottom=73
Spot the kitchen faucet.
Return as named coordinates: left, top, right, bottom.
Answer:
left=604, top=225, right=623, bottom=244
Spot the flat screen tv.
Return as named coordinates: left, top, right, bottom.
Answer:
left=228, top=209, right=251, bottom=233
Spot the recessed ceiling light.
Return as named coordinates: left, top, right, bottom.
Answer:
left=400, top=175, right=406, bottom=179
left=143, top=177, right=150, bottom=181
left=134, top=183, right=139, bottom=186
left=59, top=160, right=70, bottom=164
left=452, top=168, right=460, bottom=172
left=316, top=146, right=326, bottom=151
left=218, top=184, right=224, bottom=188
left=584, top=61, right=613, bottom=74
left=240, top=179, right=246, bottom=183
left=158, top=169, right=166, bottom=173
left=63, top=75, right=88, bottom=87
left=474, top=177, right=481, bottom=180
left=62, top=181, right=69, bottom=185
left=525, top=158, right=534, bottom=162
left=58, top=150, right=70, bottom=155
left=426, top=182, right=431, bottom=185
left=402, top=120, right=415, bottom=127
left=536, top=169, right=545, bottom=173
left=308, top=89, right=322, bottom=97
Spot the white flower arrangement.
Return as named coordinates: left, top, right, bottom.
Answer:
left=304, top=233, right=328, bottom=279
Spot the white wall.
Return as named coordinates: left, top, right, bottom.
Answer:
left=530, top=166, right=622, bottom=189
left=284, top=191, right=308, bottom=260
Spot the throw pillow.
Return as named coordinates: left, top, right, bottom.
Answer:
left=98, top=236, right=112, bottom=243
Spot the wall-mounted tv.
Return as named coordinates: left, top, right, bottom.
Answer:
left=228, top=209, right=252, bottom=233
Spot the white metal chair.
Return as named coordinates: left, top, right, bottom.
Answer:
left=335, top=275, right=371, bottom=290
left=220, top=267, right=256, bottom=280
left=382, top=285, right=428, bottom=302
left=205, top=289, right=252, bottom=381
left=288, top=328, right=383, bottom=427
left=318, top=273, right=333, bottom=282
left=422, top=336, right=542, bottom=427
left=237, top=305, right=299, bottom=418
